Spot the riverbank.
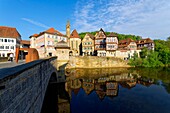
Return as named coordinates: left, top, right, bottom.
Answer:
left=65, top=56, right=131, bottom=69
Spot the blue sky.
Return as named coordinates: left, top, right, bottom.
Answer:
left=0, top=0, right=170, bottom=40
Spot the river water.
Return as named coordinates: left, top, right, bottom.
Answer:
left=41, top=68, right=170, bottom=113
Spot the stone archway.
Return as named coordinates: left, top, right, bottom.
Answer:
left=49, top=72, right=57, bottom=84
left=41, top=72, right=58, bottom=113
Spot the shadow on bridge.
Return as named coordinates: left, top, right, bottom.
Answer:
left=41, top=64, right=70, bottom=113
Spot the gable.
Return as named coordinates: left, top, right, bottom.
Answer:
left=95, top=31, right=106, bottom=39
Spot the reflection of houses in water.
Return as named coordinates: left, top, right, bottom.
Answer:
left=70, top=79, right=81, bottom=89
left=82, top=78, right=95, bottom=95
left=66, top=79, right=81, bottom=97
left=120, top=79, right=137, bottom=89
left=106, top=81, right=118, bottom=96
left=126, top=79, right=136, bottom=87
left=97, top=77, right=108, bottom=83
left=65, top=73, right=146, bottom=101
left=137, top=77, right=154, bottom=87
left=108, top=73, right=135, bottom=82
left=95, top=81, right=106, bottom=100
left=71, top=79, right=81, bottom=95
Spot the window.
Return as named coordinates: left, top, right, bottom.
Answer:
left=5, top=39, right=7, bottom=42
left=11, top=46, right=14, bottom=49
left=71, top=41, right=73, bottom=49
left=6, top=46, right=9, bottom=49
left=0, top=46, right=4, bottom=49
left=0, top=39, right=3, bottom=42
left=47, top=41, right=50, bottom=45
left=76, top=41, right=78, bottom=49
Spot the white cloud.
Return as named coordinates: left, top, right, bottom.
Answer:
left=21, top=18, right=50, bottom=29
left=73, top=0, right=170, bottom=39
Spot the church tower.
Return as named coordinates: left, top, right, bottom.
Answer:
left=66, top=20, right=70, bottom=38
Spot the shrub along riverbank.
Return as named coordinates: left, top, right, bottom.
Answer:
left=129, top=38, right=170, bottom=67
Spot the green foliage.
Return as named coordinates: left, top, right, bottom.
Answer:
left=130, top=50, right=165, bottom=67
left=140, top=47, right=148, bottom=58
left=117, top=34, right=141, bottom=41
left=79, top=31, right=142, bottom=41
left=167, top=36, right=170, bottom=41
left=130, top=38, right=170, bottom=67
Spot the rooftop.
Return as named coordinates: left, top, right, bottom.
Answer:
left=20, top=40, right=30, bottom=45
left=55, top=40, right=70, bottom=49
left=0, top=26, right=21, bottom=39
left=70, top=29, right=80, bottom=38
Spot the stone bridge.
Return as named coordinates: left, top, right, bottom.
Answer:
left=0, top=57, right=61, bottom=113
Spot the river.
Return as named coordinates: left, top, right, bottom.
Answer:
left=41, top=68, right=170, bottom=113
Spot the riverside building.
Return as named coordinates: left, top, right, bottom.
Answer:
left=0, top=26, right=21, bottom=58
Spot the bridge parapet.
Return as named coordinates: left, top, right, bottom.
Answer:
left=0, top=57, right=57, bottom=113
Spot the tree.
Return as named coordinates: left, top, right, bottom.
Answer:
left=159, top=48, right=170, bottom=66
left=147, top=51, right=163, bottom=67
left=140, top=47, right=148, bottom=58
left=167, top=36, right=170, bottom=41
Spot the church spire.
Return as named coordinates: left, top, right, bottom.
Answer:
left=66, top=20, right=70, bottom=38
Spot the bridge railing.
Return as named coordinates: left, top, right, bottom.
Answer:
left=0, top=57, right=57, bottom=113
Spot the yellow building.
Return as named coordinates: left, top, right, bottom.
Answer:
left=69, top=29, right=81, bottom=56
left=55, top=40, right=70, bottom=61
left=82, top=33, right=95, bottom=56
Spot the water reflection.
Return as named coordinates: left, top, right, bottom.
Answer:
left=66, top=69, right=156, bottom=99
left=42, top=68, right=170, bottom=113
left=65, top=68, right=170, bottom=113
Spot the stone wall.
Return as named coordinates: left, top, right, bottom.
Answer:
left=0, top=57, right=57, bottom=113
left=66, top=56, right=131, bottom=69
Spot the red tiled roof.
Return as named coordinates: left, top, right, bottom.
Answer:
left=29, top=34, right=38, bottom=38
left=119, top=38, right=135, bottom=45
left=20, top=40, right=30, bottom=45
left=70, top=29, right=80, bottom=38
left=118, top=38, right=136, bottom=49
left=87, top=33, right=95, bottom=40
left=45, top=28, right=64, bottom=36
left=136, top=38, right=153, bottom=44
left=32, top=34, right=38, bottom=37
left=0, top=26, right=21, bottom=39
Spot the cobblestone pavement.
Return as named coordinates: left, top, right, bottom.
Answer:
left=0, top=60, right=25, bottom=69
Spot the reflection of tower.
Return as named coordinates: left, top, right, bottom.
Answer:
left=82, top=79, right=95, bottom=95
left=66, top=20, right=70, bottom=38
left=95, top=82, right=106, bottom=100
